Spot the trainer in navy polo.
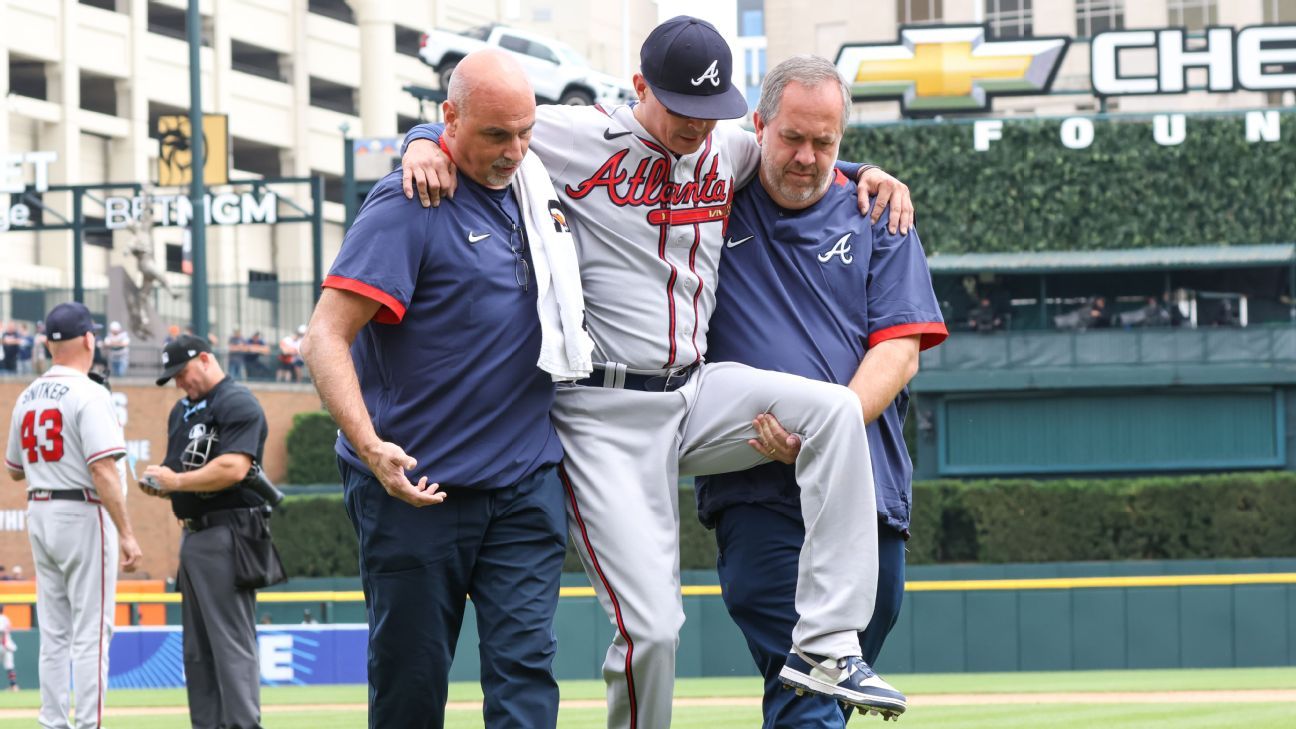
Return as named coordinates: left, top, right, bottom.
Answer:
left=325, top=169, right=562, bottom=489
left=696, top=174, right=946, bottom=728
left=698, top=174, right=946, bottom=535
left=325, top=165, right=566, bottom=729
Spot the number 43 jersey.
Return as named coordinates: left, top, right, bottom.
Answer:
left=5, top=364, right=126, bottom=495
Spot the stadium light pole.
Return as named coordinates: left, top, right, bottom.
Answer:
left=188, top=0, right=209, bottom=339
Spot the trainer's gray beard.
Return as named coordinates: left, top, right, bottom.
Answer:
left=767, top=159, right=831, bottom=205
left=485, top=158, right=519, bottom=187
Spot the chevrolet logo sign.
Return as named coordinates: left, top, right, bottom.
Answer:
left=836, top=25, right=1070, bottom=116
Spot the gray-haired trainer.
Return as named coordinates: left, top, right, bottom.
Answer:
left=778, top=648, right=907, bottom=718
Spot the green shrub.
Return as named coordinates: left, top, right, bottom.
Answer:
left=272, top=495, right=358, bottom=578
left=284, top=411, right=340, bottom=484
left=266, top=471, right=1296, bottom=576
left=909, top=471, right=1296, bottom=564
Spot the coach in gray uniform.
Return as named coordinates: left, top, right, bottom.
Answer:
left=139, top=335, right=270, bottom=729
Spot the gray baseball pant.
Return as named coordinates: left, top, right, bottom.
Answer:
left=556, top=360, right=878, bottom=729
left=28, top=499, right=118, bottom=729
left=177, top=515, right=264, bottom=729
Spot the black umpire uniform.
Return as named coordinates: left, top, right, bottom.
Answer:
left=155, top=335, right=269, bottom=729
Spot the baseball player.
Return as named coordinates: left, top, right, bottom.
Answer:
left=402, top=17, right=913, bottom=726
left=0, top=605, right=17, bottom=690
left=5, top=301, right=142, bottom=729
left=697, top=55, right=947, bottom=727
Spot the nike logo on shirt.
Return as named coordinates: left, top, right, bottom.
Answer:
left=725, top=236, right=754, bottom=248
left=603, top=129, right=633, bottom=140
left=468, top=232, right=491, bottom=243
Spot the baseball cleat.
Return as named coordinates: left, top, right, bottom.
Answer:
left=778, top=647, right=907, bottom=717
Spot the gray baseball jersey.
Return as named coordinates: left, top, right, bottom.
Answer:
left=6, top=365, right=127, bottom=492
left=495, top=104, right=881, bottom=729
left=530, top=104, right=760, bottom=370
left=6, top=364, right=126, bottom=729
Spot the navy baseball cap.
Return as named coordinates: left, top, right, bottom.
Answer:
left=640, top=16, right=748, bottom=120
left=156, top=334, right=212, bottom=385
left=44, top=302, right=102, bottom=342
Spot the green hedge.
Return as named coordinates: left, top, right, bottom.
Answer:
left=270, top=471, right=1296, bottom=576
left=271, top=495, right=358, bottom=578
left=284, top=411, right=340, bottom=484
left=840, top=111, right=1296, bottom=254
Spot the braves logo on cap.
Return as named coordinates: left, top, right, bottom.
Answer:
left=691, top=60, right=721, bottom=87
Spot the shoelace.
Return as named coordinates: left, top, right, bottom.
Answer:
left=835, top=657, right=876, bottom=680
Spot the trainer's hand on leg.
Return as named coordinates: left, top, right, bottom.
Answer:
left=748, top=413, right=802, bottom=464
left=362, top=441, right=447, bottom=507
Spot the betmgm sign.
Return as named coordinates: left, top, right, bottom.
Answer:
left=0, top=151, right=56, bottom=232
left=836, top=24, right=1296, bottom=117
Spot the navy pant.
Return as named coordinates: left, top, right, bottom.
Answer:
left=715, top=504, right=906, bottom=729
left=340, top=459, right=567, bottom=729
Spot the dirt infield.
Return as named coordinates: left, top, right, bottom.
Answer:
left=2, top=689, right=1293, bottom=719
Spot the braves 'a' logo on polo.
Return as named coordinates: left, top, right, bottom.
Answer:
left=691, top=60, right=721, bottom=87
left=835, top=25, right=1069, bottom=116
left=818, top=233, right=854, bottom=265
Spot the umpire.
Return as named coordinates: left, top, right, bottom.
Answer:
left=139, top=334, right=270, bottom=729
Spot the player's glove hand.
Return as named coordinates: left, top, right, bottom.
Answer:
left=402, top=138, right=458, bottom=208
left=858, top=167, right=914, bottom=236
left=748, top=412, right=802, bottom=465
left=361, top=441, right=447, bottom=508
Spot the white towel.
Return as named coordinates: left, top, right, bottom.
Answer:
left=512, top=151, right=594, bottom=381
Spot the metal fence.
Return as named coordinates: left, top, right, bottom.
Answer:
left=0, top=282, right=319, bottom=382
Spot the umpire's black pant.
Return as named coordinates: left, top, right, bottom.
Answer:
left=340, top=458, right=567, bottom=729
left=178, top=510, right=265, bottom=729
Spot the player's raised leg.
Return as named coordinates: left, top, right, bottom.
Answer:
left=553, top=385, right=688, bottom=729
left=677, top=361, right=905, bottom=715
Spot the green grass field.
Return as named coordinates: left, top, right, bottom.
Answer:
left=0, top=668, right=1292, bottom=728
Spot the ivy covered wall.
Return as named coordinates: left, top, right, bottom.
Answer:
left=839, top=110, right=1296, bottom=254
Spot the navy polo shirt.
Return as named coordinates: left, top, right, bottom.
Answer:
left=696, top=172, right=947, bottom=533
left=324, top=169, right=563, bottom=489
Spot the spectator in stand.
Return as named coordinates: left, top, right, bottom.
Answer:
left=1139, top=296, right=1171, bottom=327
left=227, top=329, right=247, bottom=380
left=1088, top=296, right=1111, bottom=329
left=967, top=297, right=1003, bottom=333
left=32, top=322, right=48, bottom=375
left=164, top=324, right=181, bottom=345
left=104, top=321, right=132, bottom=377
left=1214, top=299, right=1241, bottom=327
left=276, top=326, right=305, bottom=383
left=16, top=324, right=33, bottom=377
left=1, top=323, right=19, bottom=373
left=244, top=332, right=270, bottom=380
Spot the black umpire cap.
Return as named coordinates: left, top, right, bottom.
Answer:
left=156, top=334, right=213, bottom=386
left=640, top=16, right=748, bottom=120
left=45, top=302, right=102, bottom=342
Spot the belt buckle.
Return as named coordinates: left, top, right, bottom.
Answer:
left=663, top=364, right=694, bottom=391
left=31, top=489, right=51, bottom=501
